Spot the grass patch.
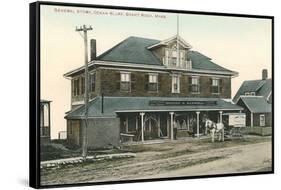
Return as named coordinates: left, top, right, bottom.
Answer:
left=193, top=136, right=271, bottom=149
left=164, top=156, right=225, bottom=171
left=121, top=144, right=173, bottom=153
left=40, top=144, right=79, bottom=161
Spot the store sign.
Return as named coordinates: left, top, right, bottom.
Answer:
left=229, top=114, right=246, bottom=127
left=149, top=100, right=217, bottom=106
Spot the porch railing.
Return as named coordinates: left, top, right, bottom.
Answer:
left=163, top=57, right=192, bottom=70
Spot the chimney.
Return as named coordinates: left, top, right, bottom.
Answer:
left=262, top=69, right=268, bottom=80
left=90, top=39, right=96, bottom=61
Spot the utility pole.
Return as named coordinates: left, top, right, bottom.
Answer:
left=76, top=25, right=93, bottom=159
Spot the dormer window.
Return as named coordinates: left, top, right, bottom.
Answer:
left=163, top=48, right=191, bottom=69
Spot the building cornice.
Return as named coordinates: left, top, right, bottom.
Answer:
left=64, top=60, right=238, bottom=78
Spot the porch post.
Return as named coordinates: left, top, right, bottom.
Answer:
left=251, top=112, right=253, bottom=127
left=136, top=115, right=138, bottom=131
left=125, top=116, right=128, bottom=133
left=158, top=115, right=161, bottom=137
left=219, top=111, right=224, bottom=141
left=140, top=112, right=145, bottom=142
left=219, top=111, right=223, bottom=123
left=187, top=114, right=190, bottom=131
left=196, top=111, right=200, bottom=138
left=170, top=112, right=174, bottom=140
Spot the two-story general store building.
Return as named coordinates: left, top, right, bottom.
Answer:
left=64, top=35, right=243, bottom=148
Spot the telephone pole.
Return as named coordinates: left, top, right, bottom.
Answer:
left=76, top=25, right=93, bottom=159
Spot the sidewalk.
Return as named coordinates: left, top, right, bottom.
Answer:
left=41, top=153, right=136, bottom=168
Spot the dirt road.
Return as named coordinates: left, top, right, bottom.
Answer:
left=41, top=137, right=272, bottom=186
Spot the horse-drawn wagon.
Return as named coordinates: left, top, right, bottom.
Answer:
left=222, top=113, right=246, bottom=139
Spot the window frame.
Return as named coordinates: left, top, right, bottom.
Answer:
left=148, top=73, right=158, bottom=92
left=211, top=78, right=220, bottom=94
left=120, top=72, right=131, bottom=92
left=89, top=72, right=96, bottom=92
left=172, top=75, right=180, bottom=93
left=73, top=77, right=80, bottom=97
left=190, top=76, right=200, bottom=94
left=259, top=114, right=266, bottom=127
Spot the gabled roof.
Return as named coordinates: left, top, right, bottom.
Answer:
left=238, top=96, right=271, bottom=113
left=64, top=36, right=237, bottom=77
left=97, top=36, right=161, bottom=65
left=65, top=96, right=243, bottom=119
left=97, top=36, right=234, bottom=71
left=187, top=51, right=233, bottom=72
left=233, top=79, right=272, bottom=103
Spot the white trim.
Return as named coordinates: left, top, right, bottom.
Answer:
left=259, top=114, right=266, bottom=126
left=267, top=91, right=272, bottom=101
left=115, top=108, right=243, bottom=113
left=97, top=66, right=168, bottom=74
left=171, top=75, right=180, bottom=93
left=71, top=100, right=84, bottom=105
left=64, top=60, right=238, bottom=77
left=147, top=35, right=192, bottom=49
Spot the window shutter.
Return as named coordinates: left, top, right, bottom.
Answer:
left=188, top=76, right=192, bottom=92
left=209, top=78, right=213, bottom=93
left=116, top=72, right=120, bottom=90
left=157, top=75, right=161, bottom=91
left=145, top=74, right=149, bottom=90
left=71, top=79, right=74, bottom=96
left=131, top=73, right=135, bottom=91
left=77, top=78, right=80, bottom=95
left=198, top=77, right=201, bottom=93
left=219, top=79, right=223, bottom=93
left=92, top=73, right=96, bottom=92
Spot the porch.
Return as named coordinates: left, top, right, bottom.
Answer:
left=118, top=110, right=226, bottom=143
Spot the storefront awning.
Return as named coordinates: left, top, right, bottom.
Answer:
left=65, top=96, right=243, bottom=119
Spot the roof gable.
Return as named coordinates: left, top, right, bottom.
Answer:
left=233, top=79, right=272, bottom=103
left=239, top=96, right=271, bottom=113
left=147, top=35, right=192, bottom=49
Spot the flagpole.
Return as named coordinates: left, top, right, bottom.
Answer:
left=176, top=14, right=180, bottom=67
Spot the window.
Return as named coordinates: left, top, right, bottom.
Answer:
left=260, top=115, right=265, bottom=126
left=250, top=92, right=256, bottom=96
left=164, top=48, right=187, bottom=68
left=89, top=72, right=96, bottom=92
left=120, top=72, right=131, bottom=91
left=172, top=75, right=180, bottom=93
left=211, top=78, right=219, bottom=94
left=81, top=76, right=85, bottom=95
left=73, top=78, right=80, bottom=96
left=148, top=74, right=158, bottom=92
left=190, top=77, right=200, bottom=93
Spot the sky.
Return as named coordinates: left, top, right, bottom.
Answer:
left=40, top=5, right=272, bottom=139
